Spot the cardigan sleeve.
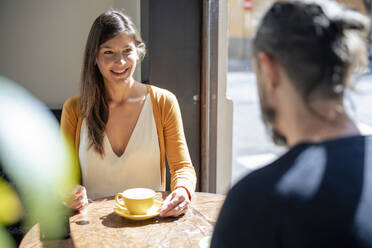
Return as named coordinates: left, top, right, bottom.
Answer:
left=60, top=95, right=79, bottom=144
left=162, top=92, right=197, bottom=198
left=60, top=95, right=82, bottom=183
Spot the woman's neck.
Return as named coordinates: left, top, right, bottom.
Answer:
left=105, top=77, right=135, bottom=104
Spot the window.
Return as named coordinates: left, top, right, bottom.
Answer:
left=227, top=0, right=372, bottom=185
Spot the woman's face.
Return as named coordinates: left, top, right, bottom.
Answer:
left=96, top=33, right=139, bottom=86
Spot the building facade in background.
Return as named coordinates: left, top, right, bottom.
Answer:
left=228, top=0, right=368, bottom=61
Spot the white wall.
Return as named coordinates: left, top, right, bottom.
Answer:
left=0, top=0, right=141, bottom=109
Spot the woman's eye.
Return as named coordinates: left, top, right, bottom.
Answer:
left=124, top=48, right=132, bottom=53
left=103, top=51, right=113, bottom=55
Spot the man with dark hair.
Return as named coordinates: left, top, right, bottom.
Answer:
left=212, top=1, right=372, bottom=247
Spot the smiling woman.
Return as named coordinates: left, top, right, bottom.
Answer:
left=60, top=9, right=196, bottom=218
left=79, top=10, right=146, bottom=157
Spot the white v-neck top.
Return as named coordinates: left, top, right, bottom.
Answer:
left=79, top=95, right=161, bottom=199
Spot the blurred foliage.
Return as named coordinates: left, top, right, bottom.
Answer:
left=0, top=178, right=22, bottom=226
left=0, top=76, right=79, bottom=243
left=0, top=227, right=16, bottom=248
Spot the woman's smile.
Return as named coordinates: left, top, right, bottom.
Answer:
left=110, top=67, right=130, bottom=77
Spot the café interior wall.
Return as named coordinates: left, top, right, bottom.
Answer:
left=0, top=0, right=141, bottom=109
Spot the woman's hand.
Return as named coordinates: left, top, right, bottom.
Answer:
left=65, top=185, right=88, bottom=211
left=159, top=187, right=190, bottom=217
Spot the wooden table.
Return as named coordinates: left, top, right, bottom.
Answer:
left=20, top=192, right=225, bottom=248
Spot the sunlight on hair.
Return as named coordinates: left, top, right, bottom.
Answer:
left=0, top=76, right=79, bottom=243
left=308, top=0, right=370, bottom=76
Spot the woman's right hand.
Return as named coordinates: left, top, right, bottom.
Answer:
left=66, top=185, right=88, bottom=211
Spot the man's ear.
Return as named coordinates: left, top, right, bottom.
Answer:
left=257, top=52, right=280, bottom=92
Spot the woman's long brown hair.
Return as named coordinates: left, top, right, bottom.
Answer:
left=80, top=9, right=146, bottom=155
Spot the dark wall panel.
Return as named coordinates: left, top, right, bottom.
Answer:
left=141, top=0, right=202, bottom=190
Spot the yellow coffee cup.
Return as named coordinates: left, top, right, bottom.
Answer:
left=115, top=188, right=155, bottom=215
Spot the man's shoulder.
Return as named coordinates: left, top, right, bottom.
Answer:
left=230, top=145, right=310, bottom=201
left=229, top=160, right=283, bottom=205
left=235, top=137, right=369, bottom=201
left=234, top=150, right=297, bottom=188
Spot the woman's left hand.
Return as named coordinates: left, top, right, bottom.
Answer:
left=159, top=187, right=190, bottom=217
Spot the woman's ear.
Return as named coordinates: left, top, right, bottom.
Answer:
left=136, top=48, right=141, bottom=62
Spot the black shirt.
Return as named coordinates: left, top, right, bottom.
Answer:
left=212, top=135, right=372, bottom=247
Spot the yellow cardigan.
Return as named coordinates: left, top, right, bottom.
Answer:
left=60, top=84, right=196, bottom=199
